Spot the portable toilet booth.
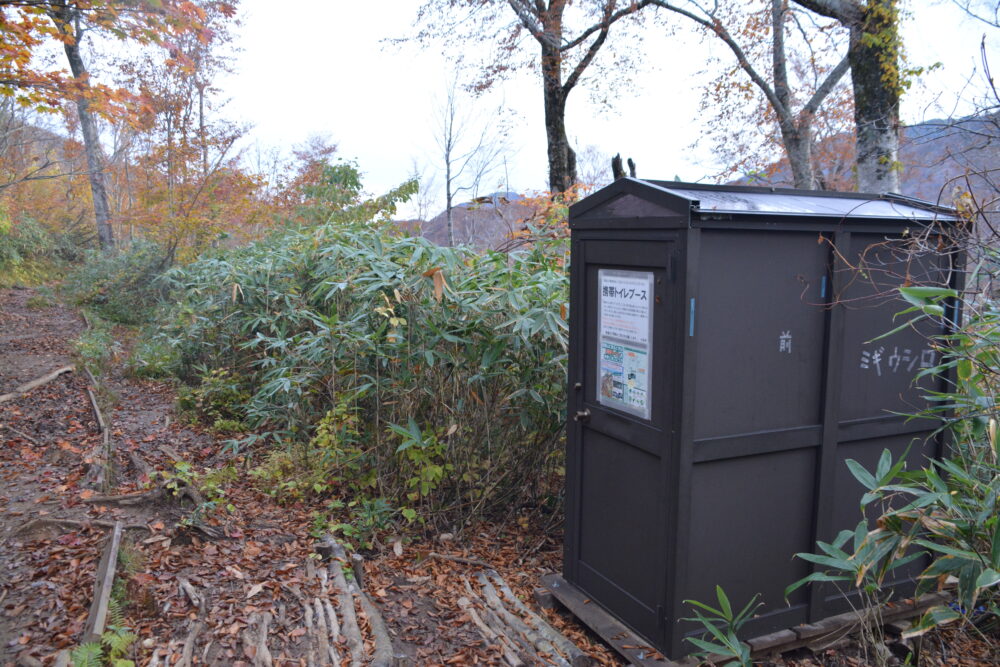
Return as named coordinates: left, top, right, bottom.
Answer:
left=557, top=179, right=961, bottom=660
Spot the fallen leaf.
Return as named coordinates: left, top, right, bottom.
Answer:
left=247, top=583, right=263, bottom=599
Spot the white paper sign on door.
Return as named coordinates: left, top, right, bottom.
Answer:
left=597, top=269, right=654, bottom=420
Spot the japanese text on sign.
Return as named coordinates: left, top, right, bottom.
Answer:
left=597, top=270, right=654, bottom=420
left=859, top=345, right=936, bottom=377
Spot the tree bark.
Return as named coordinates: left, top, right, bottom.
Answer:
left=506, top=1, right=651, bottom=195
left=847, top=0, right=900, bottom=193
left=793, top=0, right=902, bottom=193
left=51, top=4, right=115, bottom=250
left=541, top=41, right=577, bottom=193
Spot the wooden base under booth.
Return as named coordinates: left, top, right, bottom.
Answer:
left=540, top=573, right=952, bottom=666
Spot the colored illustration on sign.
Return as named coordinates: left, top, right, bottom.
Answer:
left=597, top=270, right=654, bottom=419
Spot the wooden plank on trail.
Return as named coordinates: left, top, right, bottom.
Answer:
left=82, top=520, right=124, bottom=643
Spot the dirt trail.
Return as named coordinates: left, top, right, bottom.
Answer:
left=0, top=288, right=609, bottom=667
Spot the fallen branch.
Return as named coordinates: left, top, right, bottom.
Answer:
left=357, top=588, right=395, bottom=667
left=423, top=551, right=491, bottom=569
left=487, top=570, right=589, bottom=667
left=82, top=486, right=165, bottom=506
left=178, top=577, right=203, bottom=612
left=463, top=577, right=532, bottom=662
left=321, top=597, right=340, bottom=643
left=457, top=595, right=524, bottom=667
left=477, top=572, right=569, bottom=667
left=80, top=428, right=111, bottom=491
left=302, top=601, right=319, bottom=667
left=0, top=365, right=74, bottom=403
left=254, top=612, right=274, bottom=667
left=0, top=423, right=40, bottom=446
left=313, top=598, right=336, bottom=666
left=158, top=443, right=185, bottom=462
left=324, top=539, right=365, bottom=666
left=13, top=517, right=150, bottom=536
left=177, top=620, right=205, bottom=667
left=128, top=449, right=154, bottom=479
left=82, top=520, right=123, bottom=643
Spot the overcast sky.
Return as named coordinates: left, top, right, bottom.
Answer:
left=218, top=1, right=997, bottom=218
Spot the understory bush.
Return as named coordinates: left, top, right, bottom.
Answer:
left=63, top=241, right=173, bottom=324
left=0, top=216, right=84, bottom=286
left=788, top=280, right=1000, bottom=647
left=145, top=218, right=569, bottom=526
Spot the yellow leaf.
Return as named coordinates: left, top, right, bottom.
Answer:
left=432, top=270, right=446, bottom=303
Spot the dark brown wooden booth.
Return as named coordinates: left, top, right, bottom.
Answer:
left=560, top=179, right=961, bottom=659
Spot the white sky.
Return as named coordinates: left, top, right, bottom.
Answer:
left=217, top=1, right=997, bottom=218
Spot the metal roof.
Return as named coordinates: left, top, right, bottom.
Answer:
left=645, top=181, right=955, bottom=221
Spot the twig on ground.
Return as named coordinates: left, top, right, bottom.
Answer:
left=423, top=551, right=491, bottom=569
left=158, top=443, right=185, bottom=462
left=0, top=423, right=41, bottom=446
left=177, top=577, right=203, bottom=612
left=177, top=620, right=205, bottom=667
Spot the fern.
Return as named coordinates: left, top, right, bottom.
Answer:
left=69, top=642, right=103, bottom=667
left=102, top=625, right=137, bottom=661
left=106, top=596, right=127, bottom=628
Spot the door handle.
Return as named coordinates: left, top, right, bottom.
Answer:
left=573, top=409, right=591, bottom=423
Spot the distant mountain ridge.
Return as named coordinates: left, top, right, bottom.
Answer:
left=740, top=114, right=999, bottom=215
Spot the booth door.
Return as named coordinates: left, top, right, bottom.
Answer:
left=565, top=237, right=678, bottom=646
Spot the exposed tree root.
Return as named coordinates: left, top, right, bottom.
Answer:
left=0, top=365, right=74, bottom=404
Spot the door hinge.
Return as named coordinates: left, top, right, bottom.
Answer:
left=657, top=604, right=666, bottom=630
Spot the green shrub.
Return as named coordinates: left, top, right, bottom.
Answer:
left=74, top=317, right=122, bottom=376
left=0, top=217, right=83, bottom=286
left=176, top=367, right=251, bottom=429
left=63, top=241, right=172, bottom=324
left=144, top=218, right=569, bottom=526
left=787, top=284, right=1000, bottom=640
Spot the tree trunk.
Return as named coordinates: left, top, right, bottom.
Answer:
left=56, top=9, right=115, bottom=250
left=445, top=145, right=455, bottom=246
left=779, top=123, right=817, bottom=189
left=792, top=0, right=901, bottom=193
left=541, top=44, right=577, bottom=194
left=848, top=0, right=900, bottom=193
